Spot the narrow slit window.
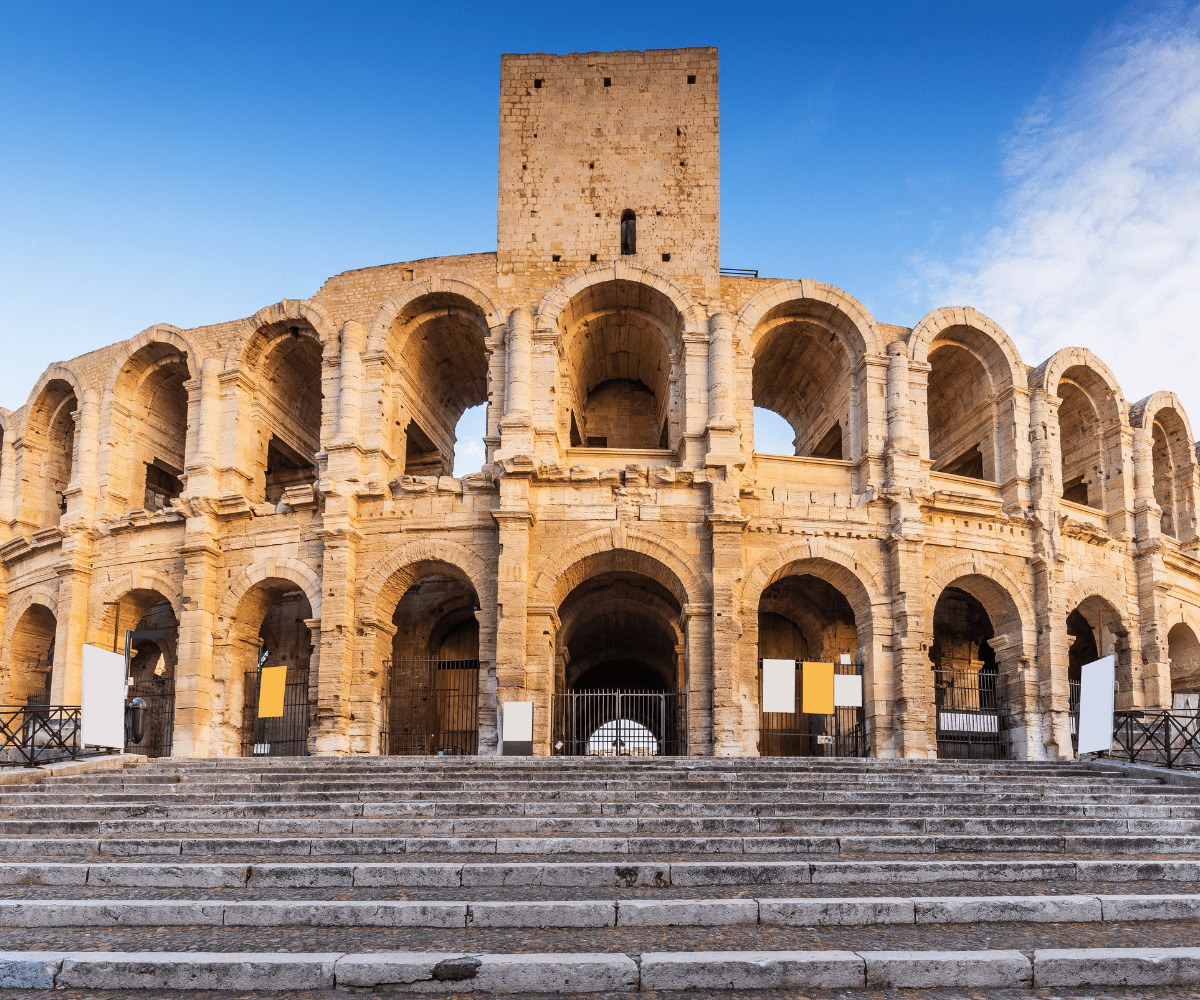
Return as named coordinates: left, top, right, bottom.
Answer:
left=620, top=210, right=636, bottom=255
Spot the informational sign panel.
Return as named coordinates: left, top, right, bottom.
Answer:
left=81, top=644, right=126, bottom=749
left=257, top=665, right=288, bottom=719
left=833, top=673, right=863, bottom=708
left=1076, top=654, right=1116, bottom=755
left=802, top=661, right=835, bottom=716
left=502, top=700, right=534, bottom=756
left=761, top=659, right=796, bottom=713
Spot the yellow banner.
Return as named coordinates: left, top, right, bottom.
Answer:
left=258, top=665, right=288, bottom=719
left=802, top=661, right=835, bottom=716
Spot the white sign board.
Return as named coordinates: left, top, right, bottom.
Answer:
left=761, top=659, right=795, bottom=713
left=502, top=700, right=534, bottom=743
left=833, top=673, right=863, bottom=708
left=81, top=644, right=126, bottom=750
left=1076, top=654, right=1116, bottom=756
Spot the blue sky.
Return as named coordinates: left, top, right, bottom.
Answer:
left=3, top=1, right=1198, bottom=467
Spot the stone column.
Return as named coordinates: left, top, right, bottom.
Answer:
left=327, top=321, right=366, bottom=481
left=708, top=512, right=748, bottom=755
left=217, top=370, right=255, bottom=497
left=184, top=359, right=223, bottom=499
left=0, top=427, right=16, bottom=540
left=883, top=343, right=931, bottom=757
left=683, top=604, right=714, bottom=755
left=174, top=519, right=221, bottom=757
left=493, top=472, right=535, bottom=754
left=313, top=521, right=360, bottom=755
left=1132, top=426, right=1171, bottom=708
left=497, top=308, right=533, bottom=458
left=704, top=312, right=741, bottom=466
left=524, top=603, right=557, bottom=755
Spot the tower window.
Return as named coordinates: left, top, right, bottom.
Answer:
left=620, top=210, right=636, bottom=256
left=603, top=77, right=611, bottom=87
left=552, top=254, right=561, bottom=262
left=534, top=78, right=542, bottom=89
left=661, top=253, right=671, bottom=262
left=687, top=74, right=696, bottom=84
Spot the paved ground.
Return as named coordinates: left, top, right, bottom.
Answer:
left=7, top=989, right=1200, bottom=999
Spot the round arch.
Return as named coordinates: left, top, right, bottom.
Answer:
left=1062, top=575, right=1131, bottom=627
left=359, top=538, right=497, bottom=625
left=535, top=261, right=706, bottom=337
left=366, top=276, right=503, bottom=356
left=909, top=307, right=1027, bottom=389
left=1032, top=347, right=1129, bottom=418
left=226, top=299, right=340, bottom=371
left=104, top=325, right=197, bottom=388
left=23, top=363, right=87, bottom=423
left=532, top=527, right=710, bottom=611
left=88, top=570, right=185, bottom=637
left=922, top=554, right=1035, bottom=648
left=3, top=585, right=60, bottom=651
left=217, top=557, right=323, bottom=629
left=735, top=278, right=885, bottom=361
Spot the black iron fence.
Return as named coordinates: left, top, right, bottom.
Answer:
left=0, top=705, right=89, bottom=767
left=382, top=659, right=479, bottom=756
left=553, top=690, right=688, bottom=757
left=757, top=660, right=867, bottom=757
left=126, top=673, right=175, bottom=758
left=1106, top=709, right=1200, bottom=769
left=241, top=665, right=310, bottom=757
left=1069, top=676, right=1081, bottom=753
left=933, top=665, right=1008, bottom=760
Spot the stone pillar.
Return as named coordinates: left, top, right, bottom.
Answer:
left=183, top=359, right=222, bottom=499
left=524, top=603, right=557, bottom=755
left=883, top=343, right=931, bottom=757
left=683, top=604, right=714, bottom=755
left=0, top=427, right=16, bottom=540
left=217, top=370, right=255, bottom=497
left=497, top=308, right=534, bottom=459
left=493, top=472, right=535, bottom=754
left=313, top=522, right=360, bottom=755
left=708, top=511, right=748, bottom=755
left=50, top=554, right=93, bottom=705
left=174, top=521, right=221, bottom=757
left=1132, top=426, right=1171, bottom=708
left=704, top=312, right=741, bottom=466
left=328, top=321, right=366, bottom=481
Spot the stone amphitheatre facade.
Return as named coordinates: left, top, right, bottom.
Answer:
left=1, top=46, right=1198, bottom=762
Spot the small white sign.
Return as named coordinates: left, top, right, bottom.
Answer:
left=81, top=644, right=126, bottom=750
left=761, top=659, right=795, bottom=713
left=833, top=673, right=863, bottom=708
left=840, top=654, right=852, bottom=665
left=502, top=700, right=534, bottom=743
left=1076, top=654, right=1116, bottom=755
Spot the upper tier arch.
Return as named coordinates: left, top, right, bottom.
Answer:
left=909, top=306, right=1027, bottom=392
left=735, top=279, right=885, bottom=361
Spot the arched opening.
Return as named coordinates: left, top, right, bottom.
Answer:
left=452, top=402, right=488, bottom=477
left=929, top=586, right=1009, bottom=759
left=558, top=280, right=680, bottom=452
left=756, top=574, right=862, bottom=756
left=236, top=581, right=314, bottom=757
left=96, top=590, right=179, bottom=758
left=1065, top=595, right=1132, bottom=737
left=384, top=570, right=480, bottom=755
left=245, top=324, right=323, bottom=505
left=385, top=293, right=490, bottom=479
left=4, top=605, right=56, bottom=706
left=554, top=567, right=685, bottom=756
left=1057, top=367, right=1119, bottom=510
left=751, top=306, right=852, bottom=459
left=926, top=341, right=996, bottom=481
left=24, top=380, right=78, bottom=528
left=1149, top=408, right=1193, bottom=539
left=113, top=343, right=189, bottom=513
left=1168, top=622, right=1200, bottom=710
left=620, top=210, right=636, bottom=256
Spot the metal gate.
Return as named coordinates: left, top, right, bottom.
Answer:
left=241, top=665, right=310, bottom=757
left=553, top=690, right=688, bottom=757
left=127, top=672, right=175, bottom=758
left=382, top=659, right=479, bottom=755
left=934, top=665, right=1007, bottom=759
left=757, top=660, right=867, bottom=757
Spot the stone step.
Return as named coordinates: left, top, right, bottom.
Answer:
left=3, top=945, right=1200, bottom=992
left=4, top=891, right=1200, bottom=929
left=5, top=832, right=1200, bottom=859
left=2, top=857, right=1198, bottom=889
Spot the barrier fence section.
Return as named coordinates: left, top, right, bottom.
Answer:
left=553, top=690, right=688, bottom=757
left=1107, top=709, right=1200, bottom=770
left=933, top=664, right=1007, bottom=760
left=382, top=659, right=480, bottom=756
left=241, top=665, right=311, bottom=757
left=757, top=659, right=866, bottom=758
left=0, top=705, right=88, bottom=767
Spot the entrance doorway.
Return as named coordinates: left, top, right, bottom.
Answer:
left=930, top=587, right=1006, bottom=759
left=552, top=569, right=687, bottom=756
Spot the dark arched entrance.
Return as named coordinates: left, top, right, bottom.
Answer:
left=930, top=586, right=1006, bottom=759
left=553, top=569, right=686, bottom=756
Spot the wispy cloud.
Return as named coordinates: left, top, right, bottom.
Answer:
left=927, top=5, right=1200, bottom=420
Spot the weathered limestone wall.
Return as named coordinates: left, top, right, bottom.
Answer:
left=1, top=46, right=1199, bottom=764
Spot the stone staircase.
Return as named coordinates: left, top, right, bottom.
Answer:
left=2, top=756, right=1200, bottom=995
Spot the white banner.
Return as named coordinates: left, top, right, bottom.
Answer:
left=81, top=644, right=126, bottom=749
left=502, top=700, right=534, bottom=743
left=833, top=673, right=863, bottom=708
left=1076, top=654, right=1116, bottom=756
left=761, top=659, right=795, bottom=713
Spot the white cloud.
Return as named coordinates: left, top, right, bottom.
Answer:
left=930, top=5, right=1200, bottom=422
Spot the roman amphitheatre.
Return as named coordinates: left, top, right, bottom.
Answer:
left=1, top=45, right=1197, bottom=764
